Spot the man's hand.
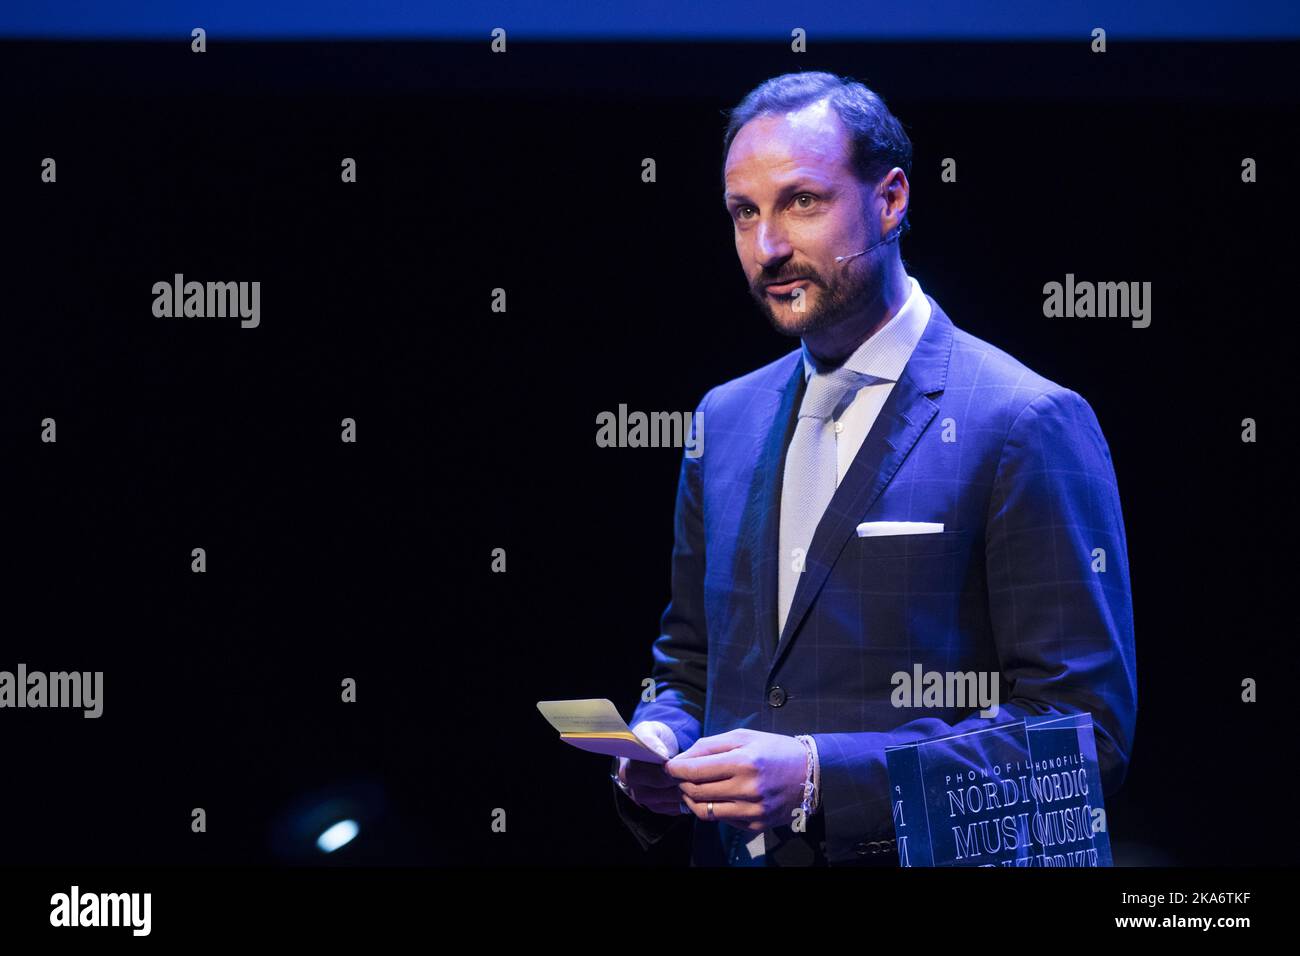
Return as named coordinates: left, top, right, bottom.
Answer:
left=617, top=721, right=686, bottom=816
left=664, top=728, right=807, bottom=832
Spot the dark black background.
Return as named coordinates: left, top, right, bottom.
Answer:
left=1, top=39, right=1294, bottom=866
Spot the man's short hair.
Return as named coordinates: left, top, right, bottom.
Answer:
left=721, top=71, right=914, bottom=237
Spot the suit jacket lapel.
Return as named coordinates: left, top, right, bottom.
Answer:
left=746, top=356, right=807, bottom=664
left=769, top=299, right=955, bottom=674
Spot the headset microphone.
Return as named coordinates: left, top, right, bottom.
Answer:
left=834, top=225, right=903, bottom=263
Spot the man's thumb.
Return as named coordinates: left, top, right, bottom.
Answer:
left=632, top=721, right=677, bottom=759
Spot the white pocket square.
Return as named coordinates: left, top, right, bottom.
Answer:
left=856, top=521, right=945, bottom=537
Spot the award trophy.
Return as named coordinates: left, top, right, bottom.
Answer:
left=885, top=712, right=1113, bottom=867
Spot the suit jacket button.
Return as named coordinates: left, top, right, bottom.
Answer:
left=767, top=686, right=787, bottom=707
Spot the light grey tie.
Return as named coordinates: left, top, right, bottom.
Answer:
left=777, top=366, right=865, bottom=640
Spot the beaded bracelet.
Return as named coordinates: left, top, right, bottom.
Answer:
left=794, top=734, right=821, bottom=817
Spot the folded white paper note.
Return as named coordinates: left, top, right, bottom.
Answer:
left=856, top=520, right=945, bottom=537
left=536, top=698, right=668, bottom=763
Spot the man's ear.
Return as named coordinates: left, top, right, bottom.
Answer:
left=880, top=168, right=909, bottom=228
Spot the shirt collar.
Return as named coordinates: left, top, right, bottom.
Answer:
left=801, top=275, right=931, bottom=383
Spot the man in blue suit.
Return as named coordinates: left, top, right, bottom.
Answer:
left=612, top=71, right=1136, bottom=866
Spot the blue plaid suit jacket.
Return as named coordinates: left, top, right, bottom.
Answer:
left=613, top=295, right=1137, bottom=865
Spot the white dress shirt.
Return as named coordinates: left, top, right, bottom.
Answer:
left=798, top=274, right=932, bottom=484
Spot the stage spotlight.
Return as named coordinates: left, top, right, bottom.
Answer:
left=316, top=819, right=360, bottom=853
left=270, top=780, right=384, bottom=863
